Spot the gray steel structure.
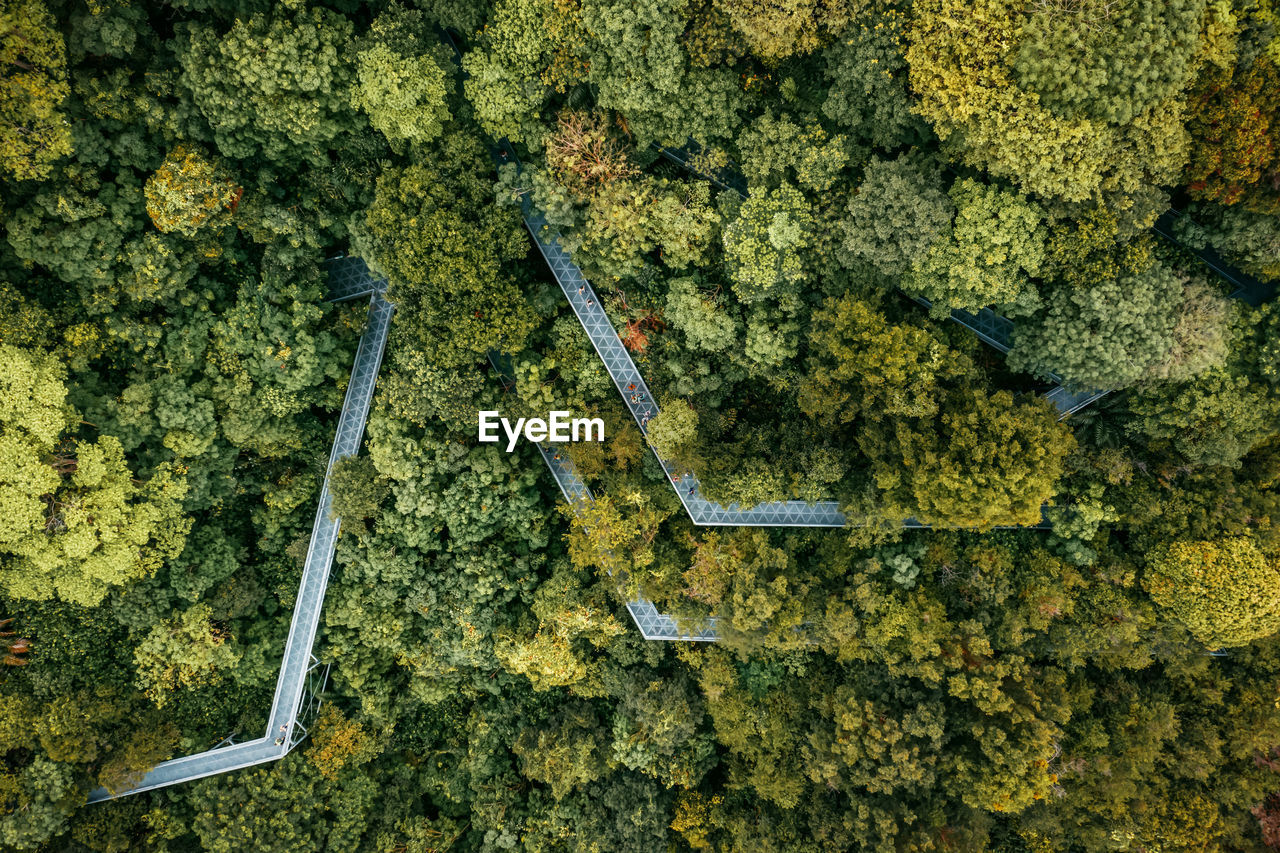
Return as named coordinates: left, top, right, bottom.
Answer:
left=528, top=427, right=720, bottom=641
left=87, top=264, right=394, bottom=802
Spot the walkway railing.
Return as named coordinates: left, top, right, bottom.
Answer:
left=501, top=144, right=1051, bottom=533
left=87, top=264, right=393, bottom=801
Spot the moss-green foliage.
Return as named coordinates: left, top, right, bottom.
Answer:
left=1008, top=262, right=1186, bottom=389
left=821, top=6, right=926, bottom=149
left=862, top=389, right=1075, bottom=529
left=736, top=112, right=849, bottom=192
left=903, top=178, right=1047, bottom=317
left=133, top=603, right=242, bottom=706
left=838, top=151, right=953, bottom=277
left=644, top=396, right=700, bottom=472
left=177, top=0, right=356, bottom=163
left=723, top=183, right=812, bottom=303
left=0, top=345, right=190, bottom=606
left=907, top=0, right=1198, bottom=205
left=799, top=294, right=961, bottom=425
left=1144, top=537, right=1280, bottom=647
left=352, top=45, right=449, bottom=150
left=0, top=0, right=72, bottom=181
left=328, top=455, right=392, bottom=525
left=4, top=0, right=1280, bottom=850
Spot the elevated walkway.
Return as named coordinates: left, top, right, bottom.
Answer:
left=88, top=264, right=393, bottom=801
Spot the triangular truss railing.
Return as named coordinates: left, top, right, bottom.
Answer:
left=87, top=262, right=393, bottom=801
left=498, top=143, right=1051, bottom=532
left=657, top=144, right=1110, bottom=418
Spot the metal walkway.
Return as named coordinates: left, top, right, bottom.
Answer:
left=488, top=351, right=719, bottom=640
left=87, top=263, right=394, bottom=801
left=502, top=144, right=1052, bottom=534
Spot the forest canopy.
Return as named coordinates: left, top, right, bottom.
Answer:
left=2, top=0, right=1280, bottom=851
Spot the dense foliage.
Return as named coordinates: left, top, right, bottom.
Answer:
left=2, top=0, right=1280, bottom=851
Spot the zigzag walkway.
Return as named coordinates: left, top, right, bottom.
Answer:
left=87, top=261, right=394, bottom=801
left=657, top=145, right=1109, bottom=418
left=500, top=149, right=1053, bottom=537
left=506, top=171, right=1059, bottom=641
left=488, top=353, right=718, bottom=641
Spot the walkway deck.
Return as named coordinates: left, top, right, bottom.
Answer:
left=87, top=265, right=393, bottom=801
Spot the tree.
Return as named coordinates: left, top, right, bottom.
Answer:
left=462, top=0, right=558, bottom=147
left=578, top=0, right=746, bottom=146
left=1146, top=280, right=1235, bottom=382
left=663, top=277, right=740, bottom=354
left=206, top=275, right=351, bottom=457
left=716, top=0, right=850, bottom=62
left=1008, top=262, right=1186, bottom=390
left=4, top=161, right=143, bottom=304
left=566, top=491, right=671, bottom=589
left=906, top=0, right=1198, bottom=204
left=1127, top=367, right=1280, bottom=468
left=0, top=345, right=189, bottom=606
left=1180, top=201, right=1280, bottom=282
left=839, top=152, right=953, bottom=277
left=821, top=7, right=927, bottom=149
left=144, top=145, right=240, bottom=238
left=351, top=7, right=451, bottom=151
left=353, top=135, right=534, bottom=366
left=133, top=603, right=242, bottom=706
left=736, top=112, right=849, bottom=192
left=0, top=0, right=71, bottom=181
left=97, top=723, right=181, bottom=795
left=722, top=182, right=812, bottom=303
left=545, top=110, right=639, bottom=198
left=798, top=294, right=961, bottom=426
left=804, top=684, right=945, bottom=797
left=176, top=0, right=356, bottom=162
left=1143, top=537, right=1280, bottom=647
left=328, top=455, right=391, bottom=527
left=861, top=388, right=1074, bottom=528
left=644, top=397, right=701, bottom=473
left=304, top=705, right=378, bottom=781
left=1184, top=56, right=1280, bottom=210
left=514, top=702, right=611, bottom=799
left=903, top=178, right=1046, bottom=317
left=609, top=671, right=715, bottom=788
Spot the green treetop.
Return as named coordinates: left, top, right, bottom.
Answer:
left=839, top=152, right=953, bottom=278
left=903, top=178, right=1047, bottom=317
left=0, top=0, right=72, bottom=181
left=351, top=7, right=451, bottom=152
left=723, top=183, right=813, bottom=304
left=0, top=344, right=189, bottom=606
left=1144, top=537, right=1280, bottom=647
left=177, top=0, right=356, bottom=162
